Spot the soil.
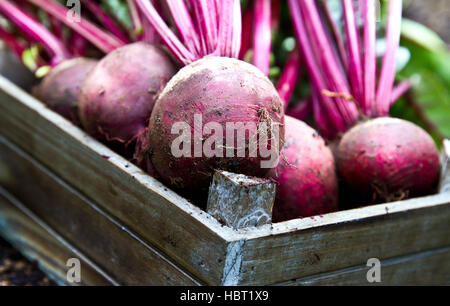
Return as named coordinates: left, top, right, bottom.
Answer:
left=0, top=237, right=54, bottom=286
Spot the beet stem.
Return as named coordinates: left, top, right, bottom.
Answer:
left=136, top=0, right=196, bottom=65
left=126, top=0, right=143, bottom=40
left=286, top=98, right=312, bottom=121
left=288, top=0, right=347, bottom=134
left=362, top=0, right=377, bottom=116
left=166, top=0, right=202, bottom=57
left=390, top=79, right=412, bottom=106
left=216, top=0, right=242, bottom=58
left=26, top=0, right=124, bottom=53
left=239, top=3, right=253, bottom=60
left=299, top=0, right=358, bottom=127
left=0, top=0, right=70, bottom=65
left=191, top=0, right=218, bottom=55
left=0, top=26, right=26, bottom=59
left=276, top=48, right=302, bottom=110
left=342, top=0, right=364, bottom=108
left=252, top=0, right=272, bottom=76
left=376, top=0, right=403, bottom=116
left=323, top=0, right=348, bottom=71
left=81, top=0, right=130, bottom=44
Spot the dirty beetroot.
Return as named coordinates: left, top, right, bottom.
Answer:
left=268, top=116, right=339, bottom=222
left=33, top=58, right=98, bottom=125
left=147, top=57, right=285, bottom=192
left=337, top=117, right=441, bottom=203
left=78, top=42, right=176, bottom=145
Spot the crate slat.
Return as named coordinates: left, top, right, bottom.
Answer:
left=0, top=135, right=202, bottom=285
left=227, top=196, right=450, bottom=285
left=0, top=188, right=115, bottom=286
left=280, top=246, right=450, bottom=286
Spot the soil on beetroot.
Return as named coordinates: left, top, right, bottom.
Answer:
left=0, top=237, right=54, bottom=286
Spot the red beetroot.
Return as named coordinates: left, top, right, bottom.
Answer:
left=78, top=42, right=176, bottom=144
left=268, top=116, right=338, bottom=222
left=33, top=58, right=97, bottom=124
left=148, top=57, right=285, bottom=191
left=337, top=118, right=441, bottom=202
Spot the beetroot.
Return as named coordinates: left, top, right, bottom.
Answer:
left=268, top=116, right=338, bottom=222
left=33, top=58, right=97, bottom=124
left=289, top=0, right=441, bottom=205
left=78, top=42, right=176, bottom=144
left=337, top=118, right=441, bottom=202
left=148, top=57, right=285, bottom=191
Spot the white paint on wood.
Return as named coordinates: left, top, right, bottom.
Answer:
left=207, top=171, right=275, bottom=229
left=440, top=140, right=450, bottom=193
left=221, top=240, right=245, bottom=286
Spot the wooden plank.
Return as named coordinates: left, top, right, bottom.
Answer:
left=0, top=75, right=235, bottom=285
left=206, top=171, right=275, bottom=229
left=0, top=136, right=201, bottom=285
left=279, top=247, right=450, bottom=286
left=0, top=188, right=115, bottom=286
left=440, top=139, right=450, bottom=193
left=228, top=195, right=450, bottom=285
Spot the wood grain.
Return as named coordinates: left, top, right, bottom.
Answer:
left=231, top=195, right=450, bottom=285
left=440, top=139, right=450, bottom=193
left=280, top=246, right=450, bottom=286
left=0, top=136, right=202, bottom=285
left=0, top=188, right=115, bottom=286
left=0, top=75, right=235, bottom=285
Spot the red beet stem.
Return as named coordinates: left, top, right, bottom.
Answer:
left=375, top=0, right=403, bottom=116
left=239, top=3, right=253, bottom=60
left=390, top=79, right=412, bottom=106
left=191, top=0, right=218, bottom=55
left=0, top=26, right=26, bottom=59
left=136, top=0, right=196, bottom=65
left=81, top=0, right=130, bottom=44
left=126, top=0, right=143, bottom=40
left=216, top=0, right=242, bottom=58
left=342, top=0, right=363, bottom=107
left=323, top=0, right=347, bottom=71
left=252, top=0, right=272, bottom=76
left=288, top=0, right=347, bottom=134
left=166, top=0, right=202, bottom=57
left=26, top=0, right=124, bottom=53
left=0, top=0, right=70, bottom=66
left=276, top=48, right=302, bottom=109
left=362, top=0, right=377, bottom=116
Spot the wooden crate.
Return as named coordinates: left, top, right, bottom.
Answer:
left=0, top=71, right=449, bottom=286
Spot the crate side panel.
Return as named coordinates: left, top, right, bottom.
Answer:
left=282, top=247, right=450, bottom=286
left=0, top=77, right=229, bottom=285
left=0, top=137, right=201, bottom=285
left=0, top=190, right=115, bottom=286
left=238, top=203, right=450, bottom=285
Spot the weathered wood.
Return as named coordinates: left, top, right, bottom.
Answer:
left=0, top=188, right=115, bottom=286
left=0, top=136, right=201, bottom=285
left=440, top=139, right=450, bottom=193
left=207, top=171, right=275, bottom=229
left=280, top=247, right=450, bottom=286
left=224, top=193, right=450, bottom=285
left=0, top=75, right=236, bottom=285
